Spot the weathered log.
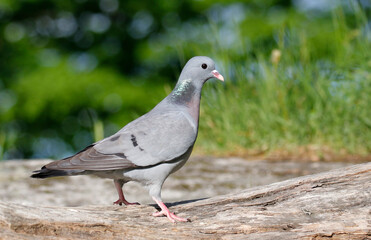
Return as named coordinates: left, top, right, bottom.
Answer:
left=0, top=162, right=370, bottom=240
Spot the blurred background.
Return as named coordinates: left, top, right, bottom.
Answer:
left=0, top=0, right=370, bottom=161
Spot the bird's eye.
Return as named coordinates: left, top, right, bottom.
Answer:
left=201, top=63, right=207, bottom=69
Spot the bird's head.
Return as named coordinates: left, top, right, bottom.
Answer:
left=178, top=56, right=224, bottom=86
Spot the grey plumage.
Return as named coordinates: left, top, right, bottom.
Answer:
left=31, top=56, right=224, bottom=222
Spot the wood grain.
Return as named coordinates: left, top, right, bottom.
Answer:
left=0, top=162, right=370, bottom=240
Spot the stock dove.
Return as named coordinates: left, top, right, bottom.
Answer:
left=31, top=56, right=224, bottom=222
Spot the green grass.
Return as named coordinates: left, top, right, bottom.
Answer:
left=1, top=2, right=370, bottom=160
left=193, top=4, right=371, bottom=157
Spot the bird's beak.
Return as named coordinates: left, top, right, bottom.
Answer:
left=212, top=70, right=224, bottom=82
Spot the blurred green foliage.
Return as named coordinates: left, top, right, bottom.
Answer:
left=0, top=0, right=370, bottom=159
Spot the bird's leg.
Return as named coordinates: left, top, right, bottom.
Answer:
left=152, top=197, right=189, bottom=222
left=113, top=179, right=139, bottom=205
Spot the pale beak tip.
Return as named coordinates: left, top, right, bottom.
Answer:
left=212, top=70, right=224, bottom=82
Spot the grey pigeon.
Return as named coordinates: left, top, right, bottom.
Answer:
left=31, top=56, right=224, bottom=222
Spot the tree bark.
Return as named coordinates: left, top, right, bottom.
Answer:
left=0, top=162, right=370, bottom=240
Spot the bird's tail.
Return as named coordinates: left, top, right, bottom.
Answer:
left=30, top=166, right=70, bottom=179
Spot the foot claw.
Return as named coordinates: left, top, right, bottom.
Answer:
left=153, top=210, right=189, bottom=222
left=113, top=199, right=140, bottom=206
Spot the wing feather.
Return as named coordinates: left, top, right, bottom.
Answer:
left=45, top=146, right=136, bottom=171
left=45, top=110, right=196, bottom=171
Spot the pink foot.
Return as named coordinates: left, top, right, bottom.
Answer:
left=152, top=197, right=190, bottom=223
left=152, top=210, right=189, bottom=222
left=113, top=179, right=139, bottom=206
left=113, top=199, right=140, bottom=206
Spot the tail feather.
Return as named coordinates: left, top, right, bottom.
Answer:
left=30, top=166, right=69, bottom=179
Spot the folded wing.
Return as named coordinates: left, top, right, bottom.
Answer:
left=45, top=111, right=197, bottom=171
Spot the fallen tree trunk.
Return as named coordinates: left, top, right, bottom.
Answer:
left=0, top=162, right=370, bottom=240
